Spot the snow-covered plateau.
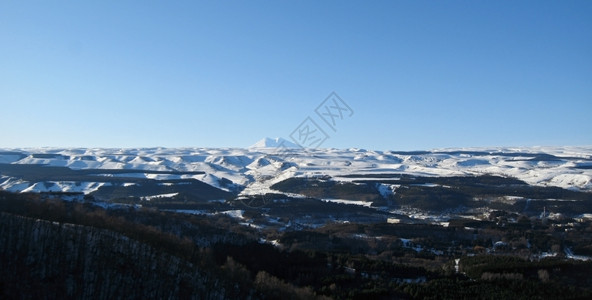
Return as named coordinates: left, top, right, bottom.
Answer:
left=1, top=143, right=591, bottom=195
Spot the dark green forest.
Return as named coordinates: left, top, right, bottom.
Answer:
left=1, top=190, right=591, bottom=299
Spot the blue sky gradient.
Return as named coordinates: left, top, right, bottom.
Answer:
left=1, top=1, right=590, bottom=150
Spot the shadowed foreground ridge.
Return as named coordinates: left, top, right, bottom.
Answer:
left=0, top=192, right=327, bottom=299
left=0, top=212, right=227, bottom=299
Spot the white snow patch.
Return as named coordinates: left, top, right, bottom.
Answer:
left=220, top=210, right=244, bottom=219
left=144, top=193, right=179, bottom=200
left=321, top=198, right=374, bottom=207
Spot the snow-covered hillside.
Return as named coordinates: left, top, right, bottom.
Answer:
left=1, top=144, right=591, bottom=195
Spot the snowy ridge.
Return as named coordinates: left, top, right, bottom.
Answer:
left=0, top=145, right=591, bottom=194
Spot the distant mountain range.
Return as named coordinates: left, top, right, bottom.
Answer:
left=1, top=142, right=591, bottom=222
left=1, top=142, right=590, bottom=194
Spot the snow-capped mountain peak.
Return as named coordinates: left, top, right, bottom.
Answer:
left=249, top=137, right=299, bottom=149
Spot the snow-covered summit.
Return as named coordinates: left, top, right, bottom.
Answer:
left=249, top=137, right=299, bottom=149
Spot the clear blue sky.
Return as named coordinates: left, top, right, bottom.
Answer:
left=1, top=1, right=590, bottom=150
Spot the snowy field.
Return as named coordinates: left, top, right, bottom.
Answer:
left=1, top=142, right=591, bottom=195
